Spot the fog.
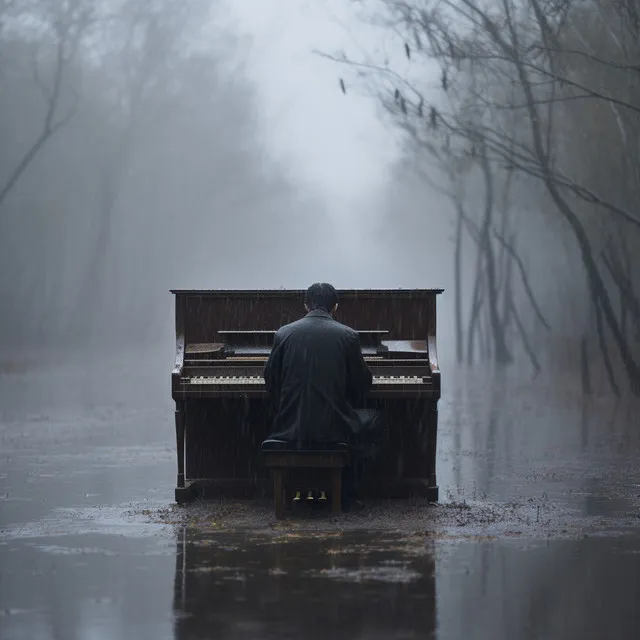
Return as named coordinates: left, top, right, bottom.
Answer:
left=0, top=0, right=396, bottom=355
left=3, top=4, right=640, bottom=637
left=2, top=0, right=640, bottom=395
left=0, top=0, right=479, bottom=365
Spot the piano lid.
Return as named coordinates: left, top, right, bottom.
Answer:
left=171, top=288, right=444, bottom=296
left=184, top=342, right=226, bottom=360
left=353, top=330, right=389, bottom=347
left=383, top=340, right=428, bottom=354
left=185, top=342, right=225, bottom=353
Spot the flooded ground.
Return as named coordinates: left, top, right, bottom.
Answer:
left=1, top=350, right=640, bottom=639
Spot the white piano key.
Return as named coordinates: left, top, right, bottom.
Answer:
left=183, top=375, right=427, bottom=385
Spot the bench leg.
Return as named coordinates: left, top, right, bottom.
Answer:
left=331, top=468, right=342, bottom=516
left=274, top=469, right=284, bottom=520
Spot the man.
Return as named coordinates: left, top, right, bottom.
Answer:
left=262, top=283, right=383, bottom=505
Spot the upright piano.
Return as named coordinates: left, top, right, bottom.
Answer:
left=170, top=289, right=443, bottom=503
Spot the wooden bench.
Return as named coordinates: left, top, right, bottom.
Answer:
left=262, top=449, right=350, bottom=519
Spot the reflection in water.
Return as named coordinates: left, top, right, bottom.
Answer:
left=439, top=366, right=640, bottom=509
left=437, top=535, right=640, bottom=640
left=171, top=527, right=640, bottom=640
left=3, top=363, right=640, bottom=639
left=480, top=372, right=507, bottom=497
left=172, top=528, right=437, bottom=639
left=3, top=529, right=640, bottom=640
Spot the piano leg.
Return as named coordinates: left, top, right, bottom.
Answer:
left=174, top=400, right=192, bottom=503
left=427, top=403, right=439, bottom=502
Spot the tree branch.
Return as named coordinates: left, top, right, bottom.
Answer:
left=493, top=229, right=551, bottom=331
left=0, top=0, right=91, bottom=211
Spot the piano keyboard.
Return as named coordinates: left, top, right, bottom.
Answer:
left=184, top=375, right=427, bottom=385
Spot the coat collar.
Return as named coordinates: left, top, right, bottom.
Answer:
left=305, top=309, right=333, bottom=320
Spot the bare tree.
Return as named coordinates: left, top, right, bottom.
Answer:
left=320, top=35, right=549, bottom=368
left=69, top=0, right=206, bottom=341
left=0, top=0, right=95, bottom=210
left=1, top=0, right=302, bottom=350
left=323, top=0, right=640, bottom=392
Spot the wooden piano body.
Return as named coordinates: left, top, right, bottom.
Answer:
left=171, top=288, right=443, bottom=503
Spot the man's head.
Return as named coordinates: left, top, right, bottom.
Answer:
left=304, top=282, right=339, bottom=314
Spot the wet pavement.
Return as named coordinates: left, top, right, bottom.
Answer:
left=1, top=350, right=640, bottom=639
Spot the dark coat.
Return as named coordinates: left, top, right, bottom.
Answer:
left=263, top=310, right=373, bottom=445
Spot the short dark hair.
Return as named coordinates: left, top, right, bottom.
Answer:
left=305, top=282, right=338, bottom=311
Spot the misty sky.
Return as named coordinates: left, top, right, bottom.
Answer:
left=229, top=0, right=396, bottom=202
left=227, top=0, right=409, bottom=285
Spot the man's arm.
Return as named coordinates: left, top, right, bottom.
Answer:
left=346, top=331, right=372, bottom=406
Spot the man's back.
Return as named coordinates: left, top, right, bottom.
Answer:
left=263, top=308, right=372, bottom=446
